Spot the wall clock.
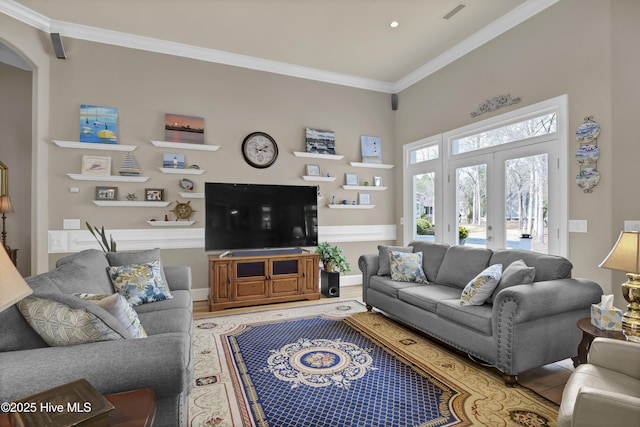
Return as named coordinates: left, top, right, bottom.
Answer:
left=242, top=132, right=278, bottom=168
left=171, top=200, right=195, bottom=220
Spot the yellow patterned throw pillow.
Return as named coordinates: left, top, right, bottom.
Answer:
left=107, top=260, right=173, bottom=306
left=460, top=264, right=503, bottom=306
left=17, top=296, right=125, bottom=346
left=389, top=250, right=428, bottom=284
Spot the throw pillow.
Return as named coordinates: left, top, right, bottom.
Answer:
left=460, top=264, right=503, bottom=306
left=377, top=245, right=413, bottom=276
left=107, top=260, right=173, bottom=306
left=487, top=259, right=536, bottom=304
left=106, top=248, right=169, bottom=291
left=17, top=296, right=125, bottom=346
left=389, top=250, right=428, bottom=284
left=75, top=293, right=147, bottom=338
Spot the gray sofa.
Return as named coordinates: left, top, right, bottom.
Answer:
left=0, top=249, right=193, bottom=426
left=359, top=241, right=603, bottom=384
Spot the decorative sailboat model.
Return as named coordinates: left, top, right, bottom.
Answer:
left=119, top=152, right=141, bottom=176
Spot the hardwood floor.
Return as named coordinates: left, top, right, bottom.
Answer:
left=193, top=285, right=571, bottom=405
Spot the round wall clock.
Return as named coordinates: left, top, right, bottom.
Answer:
left=171, top=200, right=195, bottom=220
left=242, top=132, right=278, bottom=168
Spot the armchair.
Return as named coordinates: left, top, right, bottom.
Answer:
left=558, top=337, right=640, bottom=427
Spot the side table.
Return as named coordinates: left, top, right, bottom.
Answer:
left=575, top=317, right=625, bottom=366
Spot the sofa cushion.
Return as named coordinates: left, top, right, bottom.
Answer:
left=138, top=308, right=193, bottom=335
left=377, top=245, right=413, bottom=276
left=108, top=260, right=173, bottom=307
left=76, top=293, right=147, bottom=338
left=0, top=305, right=48, bottom=352
left=435, top=246, right=493, bottom=289
left=487, top=259, right=536, bottom=304
left=133, top=289, right=192, bottom=314
left=369, top=275, right=420, bottom=299
left=397, top=284, right=462, bottom=313
left=17, top=295, right=128, bottom=346
left=460, top=264, right=503, bottom=306
left=55, top=249, right=114, bottom=294
left=389, top=251, right=428, bottom=284
left=409, top=241, right=450, bottom=283
left=107, top=248, right=169, bottom=290
left=437, top=299, right=493, bottom=335
left=489, top=249, right=572, bottom=281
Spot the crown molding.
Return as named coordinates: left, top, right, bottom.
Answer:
left=1, top=0, right=557, bottom=94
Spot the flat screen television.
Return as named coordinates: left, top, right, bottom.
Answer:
left=205, top=182, right=318, bottom=252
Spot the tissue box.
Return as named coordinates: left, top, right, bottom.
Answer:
left=590, top=304, right=623, bottom=331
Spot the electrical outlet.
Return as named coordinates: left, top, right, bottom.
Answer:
left=63, top=219, right=81, bottom=230
left=568, top=220, right=588, bottom=233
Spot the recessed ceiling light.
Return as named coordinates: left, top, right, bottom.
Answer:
left=389, top=21, right=399, bottom=28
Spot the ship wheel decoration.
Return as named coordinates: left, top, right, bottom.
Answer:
left=171, top=200, right=195, bottom=221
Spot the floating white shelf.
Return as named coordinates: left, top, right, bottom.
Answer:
left=147, top=220, right=195, bottom=226
left=179, top=192, right=205, bottom=198
left=151, top=140, right=220, bottom=151
left=293, top=151, right=344, bottom=160
left=326, top=204, right=375, bottom=209
left=159, top=167, right=205, bottom=175
left=342, top=185, right=387, bottom=191
left=349, top=162, right=394, bottom=169
left=93, top=200, right=170, bottom=207
left=53, top=140, right=138, bottom=152
left=67, top=173, right=149, bottom=182
left=302, top=175, right=336, bottom=182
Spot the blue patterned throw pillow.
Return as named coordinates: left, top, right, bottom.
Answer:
left=389, top=250, right=428, bottom=284
left=107, top=260, right=173, bottom=306
left=460, top=264, right=503, bottom=306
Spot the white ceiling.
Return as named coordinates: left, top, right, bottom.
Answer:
left=1, top=0, right=558, bottom=92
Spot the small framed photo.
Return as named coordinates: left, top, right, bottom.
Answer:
left=145, top=188, right=164, bottom=201
left=306, top=164, right=321, bottom=176
left=374, top=176, right=382, bottom=187
left=163, top=153, right=185, bottom=169
left=95, top=186, right=118, bottom=200
left=345, top=173, right=358, bottom=186
left=358, top=192, right=371, bottom=205
left=81, top=155, right=111, bottom=176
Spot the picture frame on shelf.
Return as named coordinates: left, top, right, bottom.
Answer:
left=95, top=186, right=118, bottom=200
left=361, top=135, right=382, bottom=164
left=80, top=104, right=118, bottom=144
left=164, top=113, right=205, bottom=144
left=163, top=153, right=185, bottom=169
left=306, top=164, right=321, bottom=176
left=145, top=188, right=164, bottom=201
left=374, top=176, right=382, bottom=187
left=345, top=173, right=358, bottom=186
left=305, top=128, right=336, bottom=155
left=81, top=155, right=112, bottom=176
left=358, top=192, right=371, bottom=205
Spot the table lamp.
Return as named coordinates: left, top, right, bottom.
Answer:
left=599, top=230, right=640, bottom=342
left=0, top=243, right=32, bottom=312
left=0, top=195, right=14, bottom=250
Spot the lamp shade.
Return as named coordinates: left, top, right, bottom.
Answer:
left=0, top=195, right=14, bottom=214
left=0, top=244, right=32, bottom=312
left=599, top=231, right=640, bottom=273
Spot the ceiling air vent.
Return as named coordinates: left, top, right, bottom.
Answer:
left=442, top=3, right=467, bottom=20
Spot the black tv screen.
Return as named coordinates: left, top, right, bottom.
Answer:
left=205, top=182, right=318, bottom=251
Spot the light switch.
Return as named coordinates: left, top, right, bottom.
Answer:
left=63, top=219, right=81, bottom=230
left=568, top=220, right=588, bottom=233
left=624, top=221, right=640, bottom=232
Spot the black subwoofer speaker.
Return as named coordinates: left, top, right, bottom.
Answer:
left=321, top=271, right=340, bottom=298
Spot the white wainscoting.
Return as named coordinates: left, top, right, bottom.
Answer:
left=48, top=224, right=397, bottom=253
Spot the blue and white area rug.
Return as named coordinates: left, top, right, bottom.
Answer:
left=189, top=301, right=558, bottom=426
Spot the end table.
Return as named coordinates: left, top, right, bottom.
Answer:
left=575, top=317, right=625, bottom=366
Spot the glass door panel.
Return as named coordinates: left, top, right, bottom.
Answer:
left=413, top=172, right=435, bottom=242
left=456, top=164, right=487, bottom=247
left=504, top=153, right=548, bottom=253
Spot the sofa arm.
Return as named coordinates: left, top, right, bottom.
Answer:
left=358, top=254, right=379, bottom=287
left=0, top=332, right=191, bottom=403
left=571, top=387, right=640, bottom=427
left=492, top=278, right=603, bottom=324
left=588, top=337, right=640, bottom=379
left=164, top=266, right=192, bottom=291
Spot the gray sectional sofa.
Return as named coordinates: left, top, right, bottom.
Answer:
left=359, top=241, right=603, bottom=384
left=0, top=249, right=193, bottom=426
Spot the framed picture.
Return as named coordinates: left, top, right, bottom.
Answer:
left=305, top=128, right=336, bottom=155
left=81, top=155, right=112, bottom=176
left=374, top=176, right=382, bottom=187
left=345, top=173, right=358, bottom=186
left=358, top=192, right=371, bottom=205
left=145, top=188, right=164, bottom=201
left=80, top=104, right=118, bottom=144
left=95, top=186, right=118, bottom=200
left=164, top=113, right=205, bottom=144
left=361, top=135, right=382, bottom=164
left=0, top=161, right=7, bottom=197
left=163, top=153, right=185, bottom=169
left=306, top=164, right=321, bottom=176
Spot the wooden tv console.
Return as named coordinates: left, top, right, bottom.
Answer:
left=208, top=252, right=320, bottom=311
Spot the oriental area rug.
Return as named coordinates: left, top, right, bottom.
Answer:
left=189, top=301, right=558, bottom=427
